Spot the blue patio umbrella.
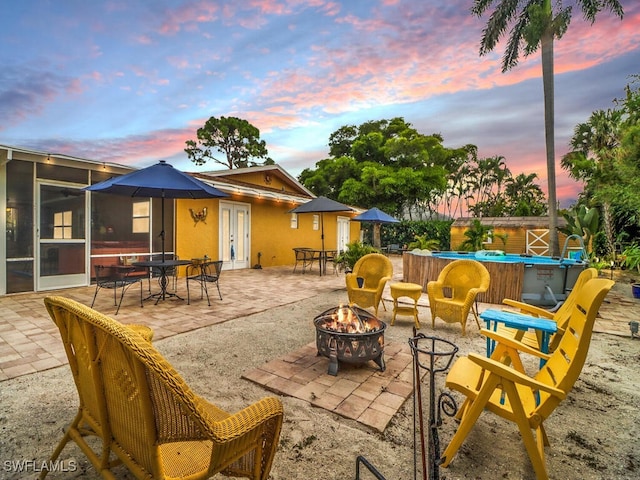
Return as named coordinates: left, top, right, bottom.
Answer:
left=86, top=160, right=228, bottom=260
left=351, top=207, right=400, bottom=248
left=352, top=207, right=400, bottom=224
left=289, top=196, right=354, bottom=275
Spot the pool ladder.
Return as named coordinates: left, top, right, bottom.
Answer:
left=559, top=234, right=588, bottom=262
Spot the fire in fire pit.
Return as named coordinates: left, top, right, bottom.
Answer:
left=314, top=305, right=386, bottom=376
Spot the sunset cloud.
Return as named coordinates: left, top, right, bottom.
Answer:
left=1, top=0, right=638, bottom=209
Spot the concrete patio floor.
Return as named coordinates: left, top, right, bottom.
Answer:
left=0, top=257, right=636, bottom=432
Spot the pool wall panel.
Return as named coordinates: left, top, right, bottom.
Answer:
left=403, top=253, right=524, bottom=304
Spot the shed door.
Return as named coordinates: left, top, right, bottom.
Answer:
left=526, top=229, right=550, bottom=256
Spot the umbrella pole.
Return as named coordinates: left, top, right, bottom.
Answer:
left=320, top=213, right=325, bottom=276
left=373, top=223, right=381, bottom=249
left=160, top=194, right=166, bottom=262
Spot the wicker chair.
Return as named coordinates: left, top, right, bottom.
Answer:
left=345, top=253, right=393, bottom=316
left=427, top=259, right=490, bottom=335
left=40, top=296, right=283, bottom=480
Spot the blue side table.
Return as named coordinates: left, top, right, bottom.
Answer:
left=480, top=309, right=557, bottom=368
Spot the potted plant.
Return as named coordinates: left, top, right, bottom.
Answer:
left=621, top=244, right=640, bottom=298
left=335, top=241, right=379, bottom=273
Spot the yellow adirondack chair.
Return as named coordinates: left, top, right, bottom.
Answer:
left=440, top=278, right=614, bottom=480
left=495, top=267, right=599, bottom=355
left=346, top=253, right=393, bottom=316
left=427, top=259, right=490, bottom=335
left=40, top=296, right=283, bottom=480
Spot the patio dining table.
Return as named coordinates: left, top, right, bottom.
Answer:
left=133, top=259, right=191, bottom=303
left=294, top=248, right=337, bottom=276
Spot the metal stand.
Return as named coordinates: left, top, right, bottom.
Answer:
left=409, top=329, right=458, bottom=480
left=145, top=267, right=184, bottom=304
left=355, top=456, right=387, bottom=480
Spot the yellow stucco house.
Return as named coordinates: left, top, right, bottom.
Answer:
left=176, top=165, right=361, bottom=272
left=0, top=144, right=360, bottom=295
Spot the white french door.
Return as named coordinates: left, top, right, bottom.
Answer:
left=219, top=201, right=250, bottom=270
left=337, top=216, right=351, bottom=254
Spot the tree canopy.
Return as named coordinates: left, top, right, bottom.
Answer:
left=561, top=76, right=640, bottom=253
left=299, top=117, right=547, bottom=219
left=299, top=118, right=452, bottom=218
left=185, top=116, right=273, bottom=169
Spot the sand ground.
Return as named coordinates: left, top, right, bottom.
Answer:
left=1, top=265, right=639, bottom=480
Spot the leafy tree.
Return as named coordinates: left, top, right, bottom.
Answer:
left=504, top=172, right=547, bottom=216
left=440, top=145, right=478, bottom=219
left=562, top=77, right=640, bottom=253
left=185, top=116, right=273, bottom=169
left=457, top=158, right=546, bottom=217
left=308, top=117, right=547, bottom=221
left=562, top=108, right=621, bottom=255
left=299, top=118, right=449, bottom=218
left=471, top=0, right=624, bottom=255
left=559, top=205, right=599, bottom=254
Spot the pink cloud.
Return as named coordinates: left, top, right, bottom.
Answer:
left=158, top=0, right=221, bottom=35
left=134, top=34, right=153, bottom=45
left=247, top=0, right=291, bottom=15
left=166, top=56, right=192, bottom=70
left=247, top=4, right=637, bottom=125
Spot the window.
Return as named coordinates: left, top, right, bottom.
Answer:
left=290, top=213, right=298, bottom=229
left=53, top=211, right=73, bottom=239
left=132, top=201, right=150, bottom=233
left=313, top=215, right=319, bottom=231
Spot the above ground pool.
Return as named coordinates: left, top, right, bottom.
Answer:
left=403, top=249, right=588, bottom=307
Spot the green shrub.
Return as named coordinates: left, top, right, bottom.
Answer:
left=407, top=234, right=440, bottom=250
left=622, top=244, right=640, bottom=273
left=363, top=220, right=452, bottom=250
left=335, top=242, right=380, bottom=271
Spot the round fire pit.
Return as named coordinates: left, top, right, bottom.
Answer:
left=314, top=305, right=386, bottom=376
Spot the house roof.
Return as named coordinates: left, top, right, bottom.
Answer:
left=198, top=164, right=314, bottom=196
left=0, top=144, right=133, bottom=173
left=1, top=144, right=358, bottom=211
left=452, top=216, right=568, bottom=228
left=189, top=164, right=317, bottom=204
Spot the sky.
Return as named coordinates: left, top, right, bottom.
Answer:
left=2, top=0, right=639, bottom=208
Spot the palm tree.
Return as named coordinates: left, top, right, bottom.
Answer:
left=504, top=172, right=547, bottom=216
left=461, top=219, right=492, bottom=251
left=562, top=108, right=623, bottom=256
left=471, top=0, right=624, bottom=255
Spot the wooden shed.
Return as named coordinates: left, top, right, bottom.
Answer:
left=450, top=216, right=573, bottom=256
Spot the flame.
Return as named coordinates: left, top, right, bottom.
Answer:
left=322, top=304, right=377, bottom=333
